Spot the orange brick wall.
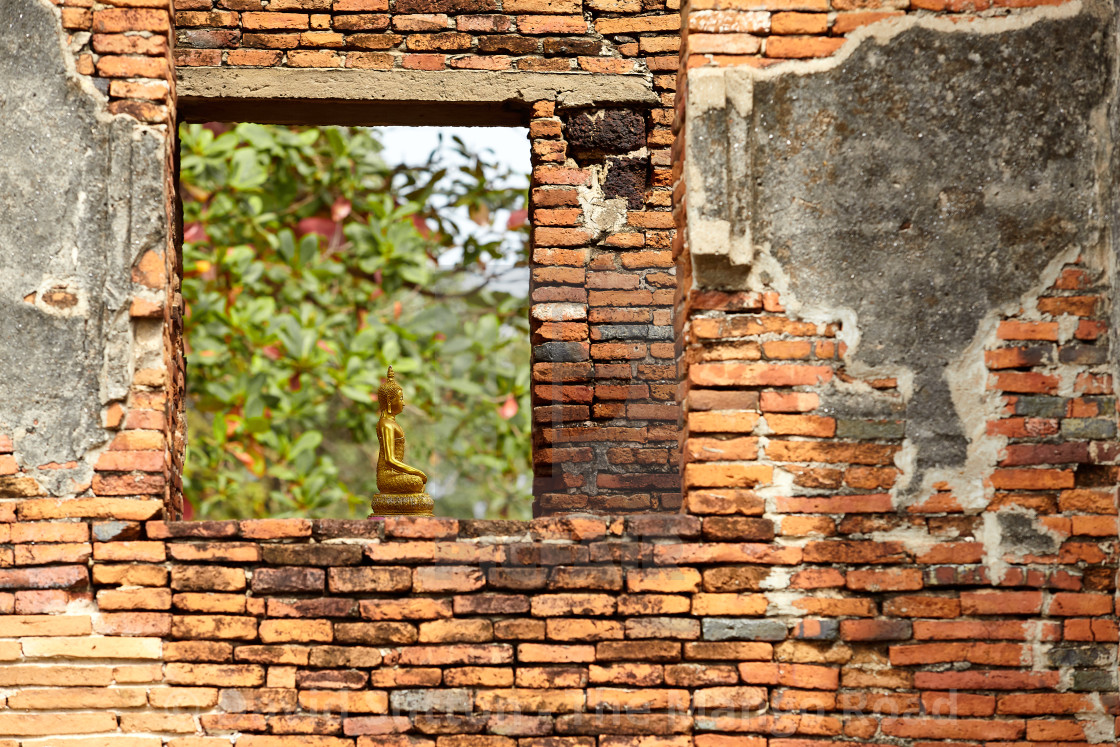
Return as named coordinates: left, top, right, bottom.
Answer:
left=673, top=0, right=1119, bottom=745
left=171, top=0, right=687, bottom=514
left=1, top=0, right=1118, bottom=745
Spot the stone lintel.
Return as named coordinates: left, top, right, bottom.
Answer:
left=177, top=68, right=659, bottom=127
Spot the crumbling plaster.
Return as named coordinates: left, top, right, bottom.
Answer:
left=685, top=1, right=1117, bottom=507
left=0, top=0, right=169, bottom=494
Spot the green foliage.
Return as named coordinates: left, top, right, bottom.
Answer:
left=179, top=123, right=532, bottom=520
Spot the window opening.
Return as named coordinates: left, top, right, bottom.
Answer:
left=178, top=122, right=532, bottom=522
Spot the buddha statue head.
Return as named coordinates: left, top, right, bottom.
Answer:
left=378, top=366, right=405, bottom=415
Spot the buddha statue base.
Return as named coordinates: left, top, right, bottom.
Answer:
left=369, top=492, right=434, bottom=517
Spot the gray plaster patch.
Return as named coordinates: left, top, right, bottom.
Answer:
left=685, top=5, right=1113, bottom=499
left=390, top=688, right=473, bottom=714
left=0, top=0, right=167, bottom=487
left=701, top=618, right=787, bottom=641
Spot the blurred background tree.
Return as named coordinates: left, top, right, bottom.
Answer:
left=178, top=123, right=532, bottom=520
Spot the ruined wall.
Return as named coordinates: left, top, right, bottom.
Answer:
left=0, top=0, right=1118, bottom=743
left=675, top=0, right=1120, bottom=742
left=169, top=0, right=690, bottom=513
left=0, top=0, right=183, bottom=514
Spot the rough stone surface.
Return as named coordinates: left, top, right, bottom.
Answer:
left=602, top=156, right=648, bottom=210
left=566, top=109, right=646, bottom=155
left=686, top=8, right=1113, bottom=496
left=0, top=0, right=165, bottom=489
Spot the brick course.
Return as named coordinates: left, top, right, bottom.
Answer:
left=0, top=516, right=1115, bottom=742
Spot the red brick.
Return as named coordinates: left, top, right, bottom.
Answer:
left=96, top=56, right=169, bottom=78
left=845, top=569, right=922, bottom=592
left=760, top=392, right=819, bottom=412
left=997, top=320, right=1059, bottom=340
left=1047, top=592, right=1112, bottom=616
left=691, top=362, right=832, bottom=387
left=959, top=591, right=1042, bottom=615
left=765, top=34, right=844, bottom=58
left=920, top=691, right=996, bottom=717
left=991, top=371, right=1059, bottom=394
left=881, top=718, right=1024, bottom=740
left=989, top=468, right=1074, bottom=490
left=913, top=620, right=1054, bottom=641
left=996, top=693, right=1093, bottom=715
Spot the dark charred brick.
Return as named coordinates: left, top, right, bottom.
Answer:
left=488, top=568, right=548, bottom=590
left=412, top=714, right=488, bottom=735
left=626, top=514, right=701, bottom=538
left=313, top=519, right=384, bottom=540
left=566, top=109, right=645, bottom=155
left=477, top=34, right=537, bottom=54
left=794, top=619, right=839, bottom=640
left=296, top=669, right=369, bottom=690
left=840, top=619, right=912, bottom=641
left=309, top=646, right=383, bottom=668
left=261, top=544, right=363, bottom=566
left=1059, top=343, right=1108, bottom=364
left=589, top=541, right=650, bottom=565
left=334, top=622, right=417, bottom=645
left=602, top=156, right=648, bottom=209
left=1083, top=567, right=1116, bottom=591
left=453, top=593, right=530, bottom=615
left=148, top=520, right=240, bottom=539
left=1048, top=645, right=1112, bottom=668
left=542, top=37, right=602, bottom=56
left=507, top=543, right=589, bottom=566
left=924, top=565, right=990, bottom=586
left=536, top=341, right=590, bottom=362
left=250, top=567, right=325, bottom=594
left=459, top=520, right=528, bottom=538
left=927, top=516, right=979, bottom=538
left=1075, top=464, right=1120, bottom=488
left=395, top=0, right=497, bottom=12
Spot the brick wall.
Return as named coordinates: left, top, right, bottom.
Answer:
left=2, top=0, right=1118, bottom=744
left=1, top=507, right=1116, bottom=743
left=168, top=0, right=689, bottom=514
left=673, top=0, right=1120, bottom=745
left=3, top=0, right=184, bottom=516
left=170, top=0, right=680, bottom=73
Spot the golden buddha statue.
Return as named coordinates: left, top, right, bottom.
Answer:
left=370, top=366, right=434, bottom=517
